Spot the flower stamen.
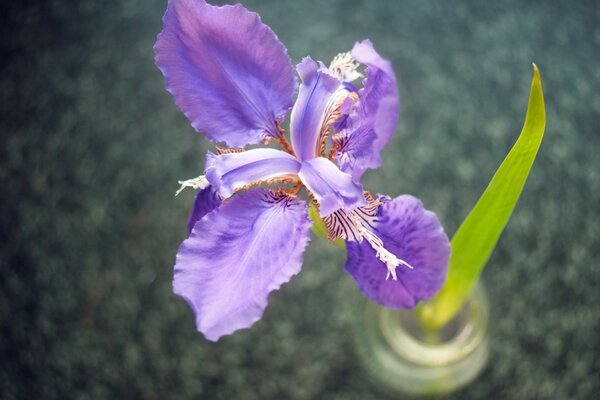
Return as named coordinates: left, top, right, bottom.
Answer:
left=175, top=175, right=209, bottom=196
left=350, top=215, right=414, bottom=280
left=329, top=52, right=363, bottom=82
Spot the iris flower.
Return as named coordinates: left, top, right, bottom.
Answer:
left=154, top=0, right=450, bottom=341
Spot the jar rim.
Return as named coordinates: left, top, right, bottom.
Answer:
left=379, top=283, right=489, bottom=366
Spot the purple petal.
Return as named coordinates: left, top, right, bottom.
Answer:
left=174, top=189, right=312, bottom=341
left=344, top=195, right=450, bottom=308
left=334, top=40, right=399, bottom=179
left=290, top=57, right=342, bottom=161
left=298, top=157, right=366, bottom=217
left=331, top=94, right=356, bottom=132
left=187, top=185, right=221, bottom=236
left=205, top=148, right=301, bottom=198
left=154, top=0, right=296, bottom=147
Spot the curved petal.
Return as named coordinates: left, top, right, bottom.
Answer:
left=205, top=148, right=301, bottom=198
left=187, top=185, right=221, bottom=236
left=334, top=40, right=399, bottom=179
left=344, top=195, right=450, bottom=308
left=298, top=157, right=366, bottom=217
left=154, top=0, right=296, bottom=147
left=174, top=189, right=312, bottom=341
left=290, top=57, right=343, bottom=161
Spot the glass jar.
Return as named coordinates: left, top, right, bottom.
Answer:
left=353, top=283, right=489, bottom=396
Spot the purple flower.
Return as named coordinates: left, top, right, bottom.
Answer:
left=155, top=0, right=450, bottom=341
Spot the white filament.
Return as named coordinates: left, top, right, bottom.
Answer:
left=349, top=214, right=413, bottom=280
left=175, top=175, right=209, bottom=196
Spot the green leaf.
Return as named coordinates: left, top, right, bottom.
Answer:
left=417, top=64, right=546, bottom=330
left=308, top=203, right=345, bottom=249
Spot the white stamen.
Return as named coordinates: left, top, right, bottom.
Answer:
left=175, top=175, right=209, bottom=196
left=329, top=52, right=363, bottom=82
left=349, top=214, right=413, bottom=280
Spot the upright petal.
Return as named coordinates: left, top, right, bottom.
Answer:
left=174, top=189, right=312, bottom=341
left=298, top=157, right=367, bottom=217
left=187, top=185, right=221, bottom=236
left=334, top=40, right=399, bottom=179
left=344, top=195, right=450, bottom=308
left=205, top=148, right=301, bottom=198
left=154, top=0, right=296, bottom=147
left=290, top=58, right=345, bottom=161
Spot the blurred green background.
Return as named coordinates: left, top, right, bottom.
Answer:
left=1, top=0, right=598, bottom=399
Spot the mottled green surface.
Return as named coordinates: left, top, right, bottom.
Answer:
left=1, top=1, right=598, bottom=399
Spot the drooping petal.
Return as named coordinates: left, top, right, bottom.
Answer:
left=344, top=195, right=450, bottom=308
left=205, top=148, right=301, bottom=198
left=187, top=185, right=221, bottom=236
left=334, top=40, right=399, bottom=179
left=174, top=189, right=312, bottom=341
left=154, top=0, right=296, bottom=147
left=290, top=57, right=346, bottom=161
left=298, top=157, right=367, bottom=217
